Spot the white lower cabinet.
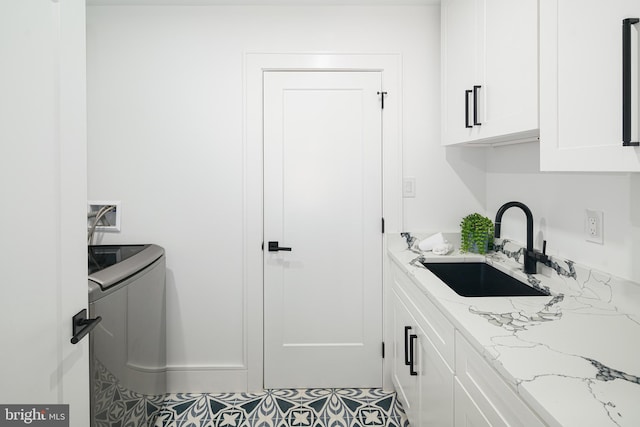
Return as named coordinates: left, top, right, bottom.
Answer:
left=392, top=289, right=420, bottom=423
left=454, top=332, right=546, bottom=427
left=454, top=379, right=491, bottom=427
left=418, top=330, right=455, bottom=426
left=392, top=288, right=454, bottom=426
left=389, top=260, right=547, bottom=426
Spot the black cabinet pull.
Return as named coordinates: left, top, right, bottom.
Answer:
left=70, top=309, right=102, bottom=344
left=268, top=241, right=292, bottom=252
left=622, top=18, right=639, bottom=146
left=409, top=334, right=418, bottom=376
left=465, top=90, right=473, bottom=128
left=404, top=326, right=412, bottom=365
left=473, top=85, right=482, bottom=126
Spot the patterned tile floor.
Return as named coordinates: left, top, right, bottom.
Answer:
left=94, top=361, right=410, bottom=427
left=157, top=389, right=410, bottom=427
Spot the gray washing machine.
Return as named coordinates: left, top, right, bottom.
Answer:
left=88, top=244, right=166, bottom=427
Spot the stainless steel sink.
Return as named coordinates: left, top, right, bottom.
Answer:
left=421, top=262, right=550, bottom=297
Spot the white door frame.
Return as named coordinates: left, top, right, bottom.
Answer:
left=244, top=53, right=403, bottom=391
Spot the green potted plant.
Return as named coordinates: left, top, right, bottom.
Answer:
left=460, top=213, right=495, bottom=254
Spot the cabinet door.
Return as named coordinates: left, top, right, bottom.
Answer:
left=478, top=0, right=538, bottom=142
left=443, top=0, right=539, bottom=146
left=454, top=380, right=491, bottom=427
left=391, top=290, right=419, bottom=425
left=455, top=332, right=546, bottom=427
left=392, top=288, right=455, bottom=426
left=417, top=327, right=455, bottom=426
left=391, top=261, right=455, bottom=369
left=540, top=0, right=640, bottom=171
left=441, top=0, right=480, bottom=145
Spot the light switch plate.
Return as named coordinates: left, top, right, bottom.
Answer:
left=403, top=177, right=416, bottom=198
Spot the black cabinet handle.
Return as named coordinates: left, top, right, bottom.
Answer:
left=473, top=85, right=482, bottom=126
left=622, top=18, right=639, bottom=146
left=268, top=241, right=292, bottom=252
left=409, top=334, right=418, bottom=376
left=465, top=90, right=473, bottom=128
left=404, top=326, right=412, bottom=365
left=70, top=309, right=102, bottom=344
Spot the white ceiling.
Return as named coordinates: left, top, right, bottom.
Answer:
left=86, top=0, right=439, bottom=5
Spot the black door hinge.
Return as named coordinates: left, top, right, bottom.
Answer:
left=382, top=342, right=385, bottom=358
left=381, top=218, right=385, bottom=234
left=377, top=91, right=388, bottom=109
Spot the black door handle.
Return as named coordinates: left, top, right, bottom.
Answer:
left=404, top=326, right=412, bottom=366
left=622, top=18, right=639, bottom=146
left=70, top=309, right=102, bottom=344
left=409, top=334, right=418, bottom=376
left=268, top=241, right=292, bottom=252
left=377, top=91, right=388, bottom=109
left=473, top=85, right=482, bottom=126
left=465, top=90, right=473, bottom=128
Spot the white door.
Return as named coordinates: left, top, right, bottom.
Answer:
left=263, top=71, right=383, bottom=388
left=0, top=1, right=89, bottom=425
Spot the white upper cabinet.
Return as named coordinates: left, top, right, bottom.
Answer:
left=540, top=0, right=640, bottom=171
left=441, top=0, right=539, bottom=146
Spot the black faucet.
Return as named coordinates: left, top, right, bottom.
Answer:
left=494, top=201, right=548, bottom=274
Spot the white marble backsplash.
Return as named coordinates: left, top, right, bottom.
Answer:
left=389, top=232, right=640, bottom=427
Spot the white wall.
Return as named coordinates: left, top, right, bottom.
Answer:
left=486, top=142, right=640, bottom=282
left=86, top=4, right=485, bottom=391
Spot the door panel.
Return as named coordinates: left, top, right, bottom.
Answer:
left=0, top=0, right=88, bottom=424
left=263, top=71, right=382, bottom=388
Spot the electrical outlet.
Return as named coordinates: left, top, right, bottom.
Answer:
left=585, top=209, right=603, bottom=244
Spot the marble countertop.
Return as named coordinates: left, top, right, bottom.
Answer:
left=387, top=233, right=640, bottom=427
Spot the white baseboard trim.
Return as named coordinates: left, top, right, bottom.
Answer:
left=166, top=367, right=250, bottom=393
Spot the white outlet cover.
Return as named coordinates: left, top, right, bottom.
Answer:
left=88, top=201, right=121, bottom=232
left=585, top=209, right=603, bottom=244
